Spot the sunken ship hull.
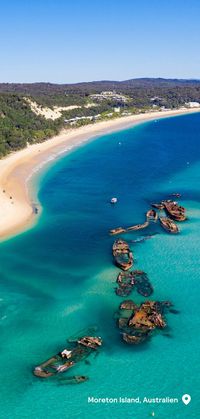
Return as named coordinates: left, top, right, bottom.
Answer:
left=33, top=336, right=102, bottom=379
left=159, top=217, right=179, bottom=234
left=163, top=200, right=186, bottom=221
left=112, top=239, right=133, bottom=271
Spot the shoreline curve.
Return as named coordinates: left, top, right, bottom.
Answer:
left=0, top=108, right=199, bottom=241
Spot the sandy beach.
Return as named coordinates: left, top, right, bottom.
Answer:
left=0, top=107, right=199, bottom=241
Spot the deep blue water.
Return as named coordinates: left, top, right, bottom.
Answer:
left=0, top=113, right=200, bottom=418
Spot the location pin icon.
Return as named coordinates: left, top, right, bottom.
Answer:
left=182, top=394, right=191, bottom=405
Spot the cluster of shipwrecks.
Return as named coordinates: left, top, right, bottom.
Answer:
left=110, top=195, right=186, bottom=345
left=111, top=240, right=169, bottom=344
left=154, top=199, right=186, bottom=233
left=33, top=193, right=186, bottom=382
left=33, top=335, right=102, bottom=383
left=110, top=196, right=187, bottom=236
left=111, top=237, right=172, bottom=345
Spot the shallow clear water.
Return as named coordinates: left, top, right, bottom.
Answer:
left=0, top=113, right=200, bottom=418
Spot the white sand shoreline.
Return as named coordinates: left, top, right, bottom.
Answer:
left=0, top=108, right=199, bottom=241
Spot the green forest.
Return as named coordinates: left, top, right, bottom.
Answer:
left=0, top=78, right=200, bottom=158
left=0, top=94, right=62, bottom=157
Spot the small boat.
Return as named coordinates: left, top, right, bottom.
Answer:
left=110, top=227, right=126, bottom=236
left=159, top=217, right=179, bottom=233
left=146, top=209, right=158, bottom=222
left=110, top=197, right=118, bottom=204
left=162, top=200, right=186, bottom=221
left=112, top=239, right=133, bottom=270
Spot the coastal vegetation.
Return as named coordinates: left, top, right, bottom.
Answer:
left=0, top=94, right=62, bottom=157
left=1, top=78, right=200, bottom=107
left=0, top=78, right=200, bottom=158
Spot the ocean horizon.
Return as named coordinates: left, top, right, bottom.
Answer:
left=0, top=112, right=199, bottom=419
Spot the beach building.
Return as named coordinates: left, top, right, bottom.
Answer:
left=64, top=114, right=101, bottom=125
left=90, top=91, right=128, bottom=103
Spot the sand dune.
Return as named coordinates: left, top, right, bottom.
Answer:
left=24, top=98, right=97, bottom=120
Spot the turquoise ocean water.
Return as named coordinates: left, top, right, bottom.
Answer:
left=0, top=113, right=200, bottom=419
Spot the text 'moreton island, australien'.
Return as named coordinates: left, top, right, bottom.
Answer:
left=0, top=1, right=199, bottom=418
